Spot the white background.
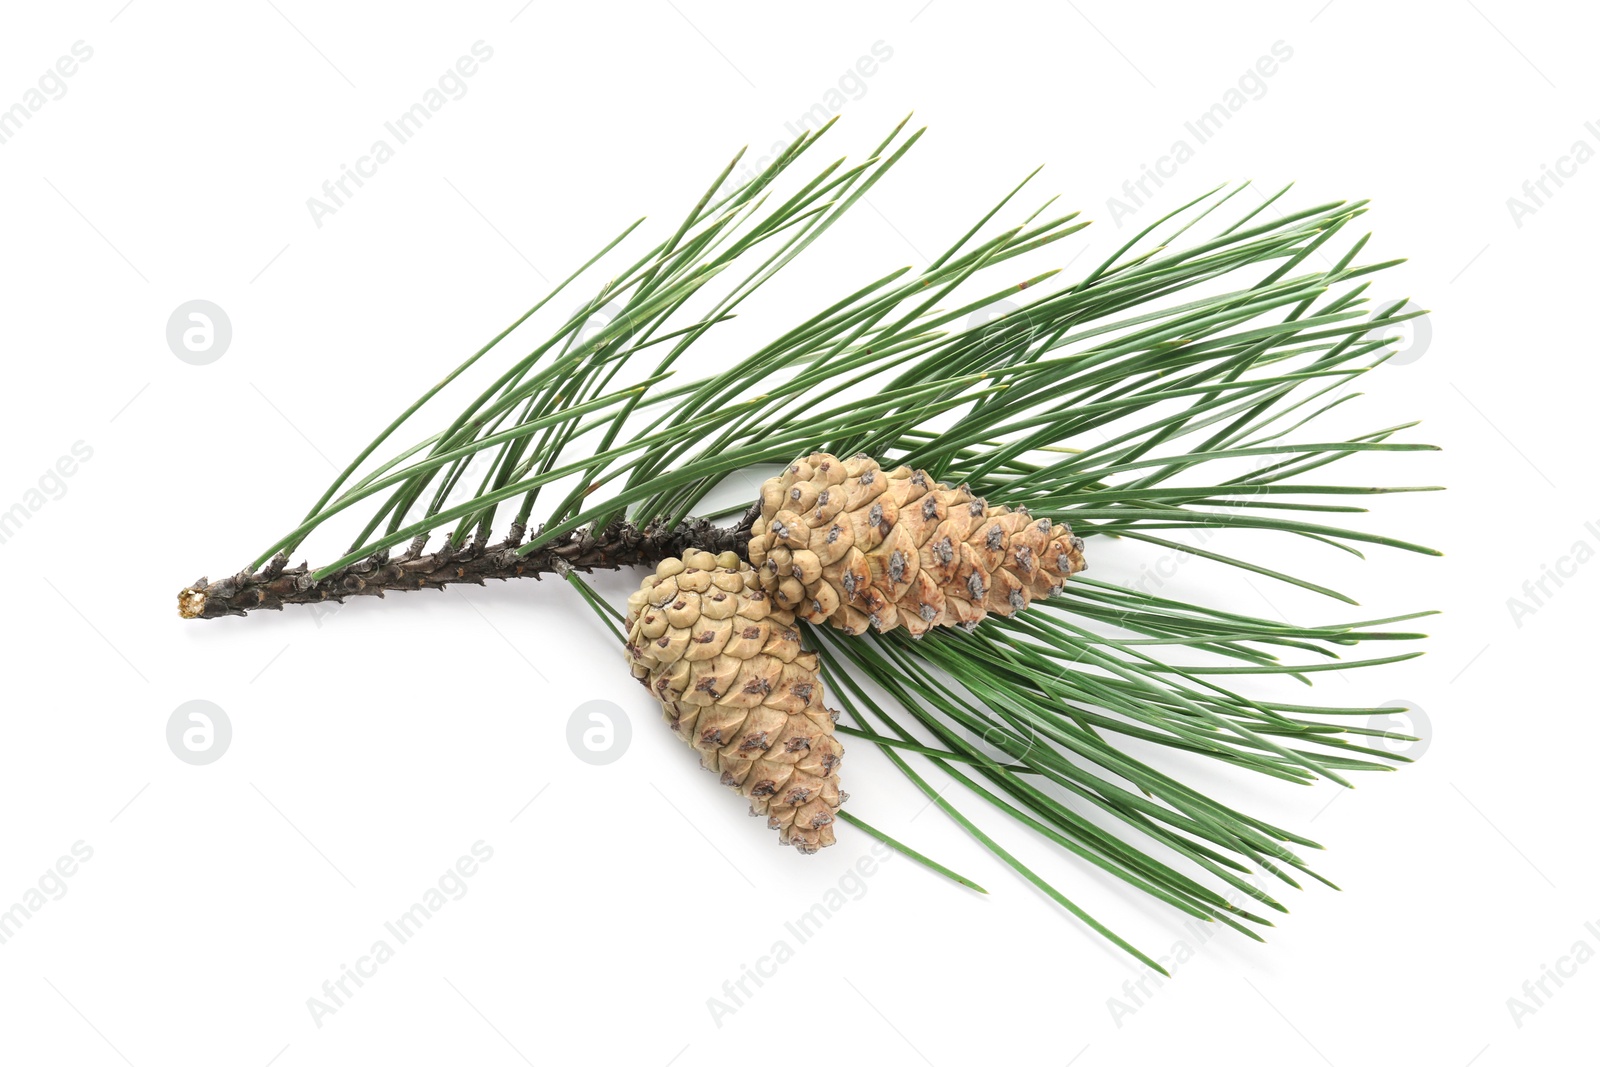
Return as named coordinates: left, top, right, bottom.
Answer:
left=1, top=1, right=1595, bottom=1064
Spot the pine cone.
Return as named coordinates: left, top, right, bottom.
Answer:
left=624, top=549, right=844, bottom=853
left=747, top=452, right=1086, bottom=637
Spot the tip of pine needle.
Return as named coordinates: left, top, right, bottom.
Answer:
left=834, top=810, right=983, bottom=892
left=1019, top=269, right=1063, bottom=289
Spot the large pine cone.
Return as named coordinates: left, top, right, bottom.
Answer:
left=624, top=550, right=844, bottom=853
left=747, top=452, right=1086, bottom=637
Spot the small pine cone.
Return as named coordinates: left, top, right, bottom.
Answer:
left=624, top=549, right=844, bottom=853
left=746, top=452, right=1086, bottom=637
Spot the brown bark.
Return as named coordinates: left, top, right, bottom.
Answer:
left=177, top=509, right=757, bottom=620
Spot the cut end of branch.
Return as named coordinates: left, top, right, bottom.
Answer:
left=178, top=586, right=207, bottom=619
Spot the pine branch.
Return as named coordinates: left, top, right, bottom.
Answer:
left=174, top=117, right=1441, bottom=968
left=179, top=508, right=756, bottom=619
